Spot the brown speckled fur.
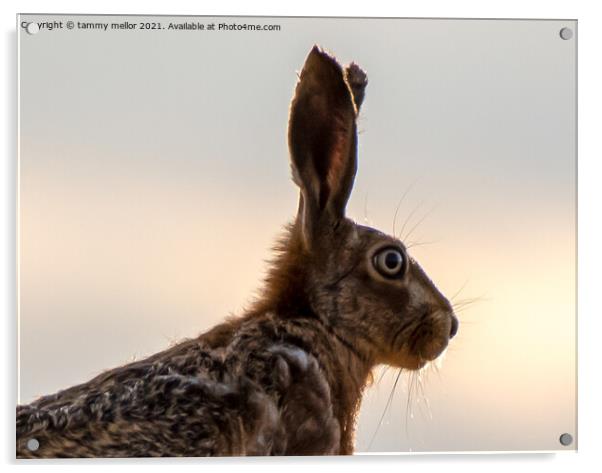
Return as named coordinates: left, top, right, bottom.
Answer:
left=16, top=46, right=458, bottom=458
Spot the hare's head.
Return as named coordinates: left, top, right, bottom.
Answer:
left=260, top=46, right=458, bottom=371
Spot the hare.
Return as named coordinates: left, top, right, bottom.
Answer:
left=16, top=46, right=458, bottom=458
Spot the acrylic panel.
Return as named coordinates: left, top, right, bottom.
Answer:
left=17, top=15, right=577, bottom=456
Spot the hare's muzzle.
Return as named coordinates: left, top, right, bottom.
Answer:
left=407, top=307, right=458, bottom=366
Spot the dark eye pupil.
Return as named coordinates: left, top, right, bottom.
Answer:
left=384, top=252, right=401, bottom=269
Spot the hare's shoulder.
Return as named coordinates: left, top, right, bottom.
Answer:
left=221, top=316, right=343, bottom=454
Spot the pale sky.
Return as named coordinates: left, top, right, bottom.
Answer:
left=18, top=15, right=576, bottom=452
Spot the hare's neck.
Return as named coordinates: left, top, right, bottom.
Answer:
left=297, top=317, right=375, bottom=454
left=330, top=335, right=374, bottom=454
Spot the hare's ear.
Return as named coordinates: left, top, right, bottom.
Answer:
left=288, top=46, right=367, bottom=249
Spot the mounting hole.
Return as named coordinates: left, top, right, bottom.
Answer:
left=25, top=23, right=40, bottom=35
left=559, top=433, right=573, bottom=446
left=559, top=27, right=573, bottom=40
left=26, top=438, right=40, bottom=451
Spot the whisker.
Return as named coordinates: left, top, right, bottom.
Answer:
left=452, top=296, right=487, bottom=311
left=449, top=279, right=470, bottom=303
left=405, top=370, right=417, bottom=441
left=431, top=360, right=444, bottom=386
left=454, top=295, right=486, bottom=304
left=453, top=305, right=478, bottom=315
left=364, top=193, right=370, bottom=225
left=376, top=365, right=390, bottom=385
left=368, top=368, right=403, bottom=450
left=398, top=200, right=425, bottom=241
left=402, top=204, right=438, bottom=243
left=404, top=239, right=441, bottom=250
left=392, top=180, right=419, bottom=237
left=456, top=311, right=483, bottom=322
left=452, top=306, right=477, bottom=316
left=452, top=302, right=476, bottom=311
left=415, top=369, right=432, bottom=421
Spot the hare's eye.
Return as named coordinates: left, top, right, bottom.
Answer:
left=373, top=247, right=405, bottom=278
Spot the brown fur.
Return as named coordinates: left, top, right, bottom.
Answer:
left=16, top=46, right=458, bottom=458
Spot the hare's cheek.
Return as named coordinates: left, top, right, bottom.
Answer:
left=359, top=275, right=411, bottom=314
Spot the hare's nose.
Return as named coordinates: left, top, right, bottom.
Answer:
left=449, top=315, right=459, bottom=339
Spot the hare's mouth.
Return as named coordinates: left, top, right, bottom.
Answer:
left=390, top=310, right=457, bottom=370
left=411, top=310, right=457, bottom=360
left=393, top=339, right=447, bottom=371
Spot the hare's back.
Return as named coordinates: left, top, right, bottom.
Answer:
left=16, top=339, right=247, bottom=457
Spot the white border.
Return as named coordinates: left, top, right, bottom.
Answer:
left=3, top=1, right=601, bottom=471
